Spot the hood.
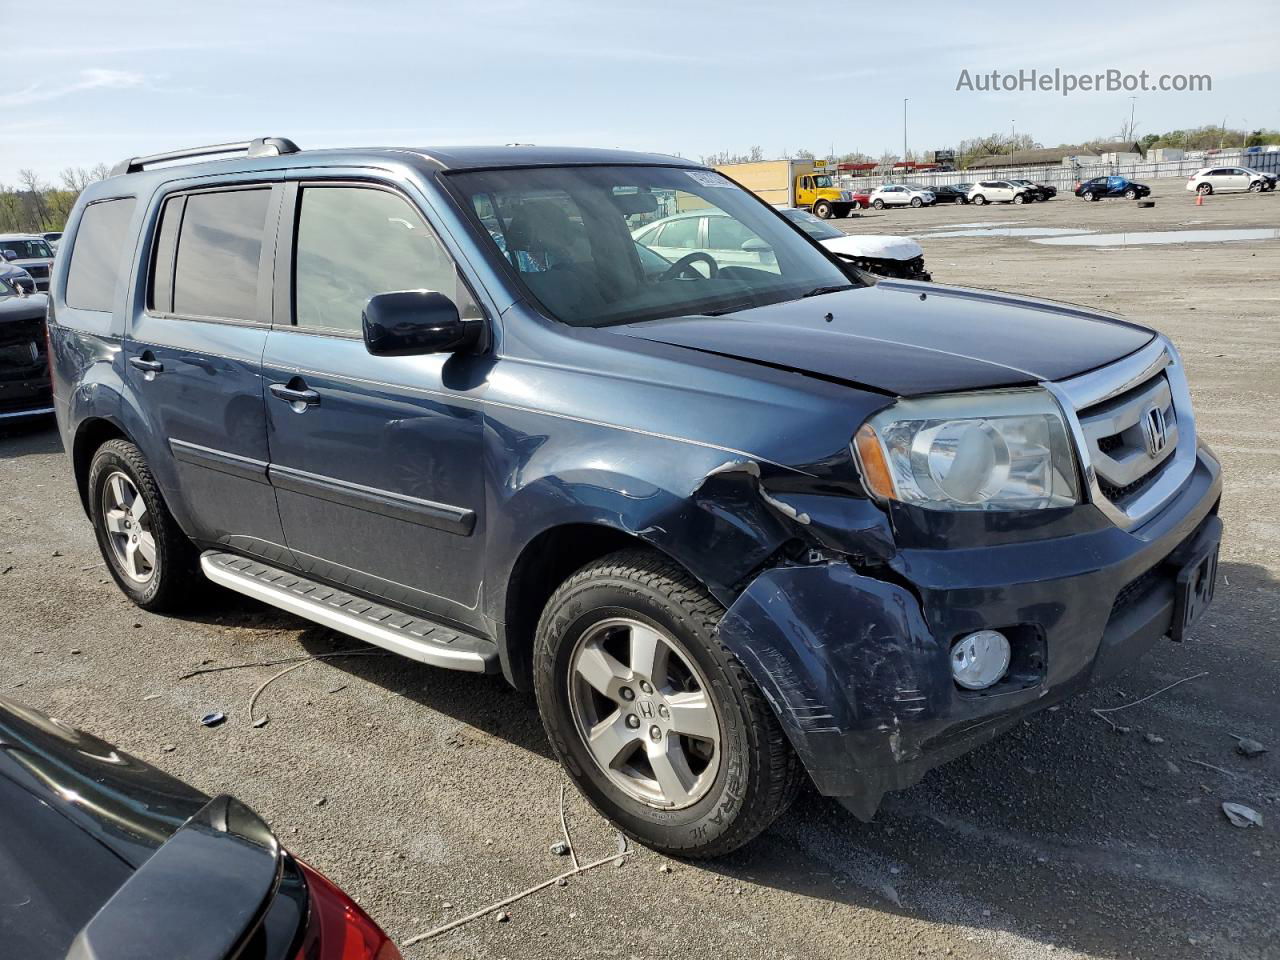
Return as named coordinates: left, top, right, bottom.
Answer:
left=0, top=291, right=48, bottom=328
left=820, top=234, right=922, bottom=261
left=613, top=282, right=1154, bottom=396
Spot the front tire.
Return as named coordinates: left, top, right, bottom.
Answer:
left=872, top=198, right=885, bottom=209
left=972, top=194, right=987, bottom=205
left=813, top=201, right=833, bottom=219
left=1249, top=180, right=1263, bottom=193
left=88, top=439, right=200, bottom=611
left=1013, top=193, right=1026, bottom=204
left=910, top=197, right=922, bottom=208
left=1124, top=188, right=1138, bottom=200
left=533, top=549, right=801, bottom=858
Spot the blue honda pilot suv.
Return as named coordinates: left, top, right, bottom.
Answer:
left=49, top=138, right=1222, bottom=856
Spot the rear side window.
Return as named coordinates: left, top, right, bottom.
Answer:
left=148, top=196, right=183, bottom=313
left=172, top=189, right=271, bottom=321
left=65, top=198, right=137, bottom=311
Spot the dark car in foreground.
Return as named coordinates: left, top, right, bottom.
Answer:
left=0, top=274, right=52, bottom=424
left=1076, top=176, right=1151, bottom=200
left=50, top=138, right=1222, bottom=858
left=0, top=697, right=400, bottom=960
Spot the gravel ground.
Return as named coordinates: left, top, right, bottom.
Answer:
left=2, top=179, right=1277, bottom=960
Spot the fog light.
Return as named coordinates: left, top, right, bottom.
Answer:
left=951, top=630, right=1011, bottom=690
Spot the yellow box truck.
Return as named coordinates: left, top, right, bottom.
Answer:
left=715, top=159, right=859, bottom=218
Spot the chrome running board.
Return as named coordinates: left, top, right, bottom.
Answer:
left=200, top=551, right=496, bottom=673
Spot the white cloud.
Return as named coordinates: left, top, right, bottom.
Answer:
left=0, top=68, right=144, bottom=108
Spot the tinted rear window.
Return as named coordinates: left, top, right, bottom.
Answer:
left=65, top=198, right=138, bottom=311
left=172, top=189, right=271, bottom=321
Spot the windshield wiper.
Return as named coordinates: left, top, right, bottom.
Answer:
left=801, top=284, right=857, bottom=299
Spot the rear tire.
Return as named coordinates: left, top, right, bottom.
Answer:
left=872, top=198, right=884, bottom=209
left=88, top=439, right=201, bottom=611
left=1197, top=183, right=1212, bottom=195
left=533, top=548, right=802, bottom=858
left=1083, top=191, right=1096, bottom=201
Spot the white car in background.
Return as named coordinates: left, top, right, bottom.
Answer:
left=631, top=208, right=930, bottom=282
left=1185, top=166, right=1277, bottom=195
left=778, top=207, right=929, bottom=280
left=868, top=184, right=935, bottom=209
left=967, top=180, right=1032, bottom=205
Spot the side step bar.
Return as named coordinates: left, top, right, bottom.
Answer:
left=200, top=552, right=496, bottom=673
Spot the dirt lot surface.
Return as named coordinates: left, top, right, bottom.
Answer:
left=3, top=180, right=1277, bottom=960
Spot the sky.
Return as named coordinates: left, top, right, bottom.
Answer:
left=3, top=0, right=1278, bottom=185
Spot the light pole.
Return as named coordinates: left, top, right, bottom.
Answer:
left=903, top=98, right=909, bottom=163
left=1128, top=96, right=1137, bottom=141
left=1010, top=120, right=1016, bottom=166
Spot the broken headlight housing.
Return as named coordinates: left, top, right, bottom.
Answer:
left=853, top=389, right=1079, bottom=511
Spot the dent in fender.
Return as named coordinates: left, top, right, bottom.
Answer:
left=717, top=561, right=946, bottom=818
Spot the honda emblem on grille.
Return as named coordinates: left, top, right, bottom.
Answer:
left=1141, top=404, right=1169, bottom=458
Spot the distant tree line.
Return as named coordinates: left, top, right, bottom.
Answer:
left=0, top=164, right=110, bottom=234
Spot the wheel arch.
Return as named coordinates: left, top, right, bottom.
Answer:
left=71, top=417, right=131, bottom=515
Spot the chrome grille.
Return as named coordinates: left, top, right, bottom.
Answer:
left=1078, top=372, right=1177, bottom=505
left=1047, top=337, right=1197, bottom=531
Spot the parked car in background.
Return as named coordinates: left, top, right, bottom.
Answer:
left=1009, top=179, right=1057, bottom=201
left=1186, top=166, right=1277, bottom=195
left=928, top=184, right=972, bottom=204
left=1075, top=176, right=1151, bottom=201
left=42, top=231, right=64, bottom=248
left=967, top=180, right=1032, bottom=205
left=869, top=184, right=936, bottom=208
left=52, top=139, right=1222, bottom=857
left=0, top=273, right=52, bottom=424
left=0, top=261, right=39, bottom=295
left=0, top=234, right=55, bottom=290
left=0, top=697, right=400, bottom=960
left=632, top=209, right=780, bottom=274
left=778, top=207, right=930, bottom=280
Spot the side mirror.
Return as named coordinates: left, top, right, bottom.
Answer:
left=1, top=250, right=17, bottom=261
left=740, top=238, right=771, bottom=253
left=362, top=290, right=480, bottom=357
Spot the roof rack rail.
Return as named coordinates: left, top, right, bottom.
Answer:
left=109, top=137, right=301, bottom=177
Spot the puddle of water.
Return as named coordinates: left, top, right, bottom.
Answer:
left=1033, top=228, right=1280, bottom=247
left=924, top=227, right=1093, bottom=239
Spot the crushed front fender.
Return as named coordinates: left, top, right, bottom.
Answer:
left=717, top=561, right=950, bottom=819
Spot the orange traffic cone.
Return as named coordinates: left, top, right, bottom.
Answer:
left=1196, top=193, right=1203, bottom=206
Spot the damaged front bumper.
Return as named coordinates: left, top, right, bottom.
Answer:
left=717, top=446, right=1222, bottom=819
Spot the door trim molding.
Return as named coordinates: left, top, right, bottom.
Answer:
left=170, top=438, right=269, bottom=484
left=268, top=462, right=476, bottom=536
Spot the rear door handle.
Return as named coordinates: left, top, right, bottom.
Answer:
left=129, top=354, right=164, bottom=379
left=269, top=380, right=321, bottom=410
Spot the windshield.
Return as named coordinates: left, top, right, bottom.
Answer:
left=0, top=238, right=52, bottom=259
left=812, top=175, right=833, bottom=188
left=780, top=208, right=844, bottom=241
left=447, top=165, right=853, bottom=328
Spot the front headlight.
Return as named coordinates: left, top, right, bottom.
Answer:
left=853, top=389, right=1079, bottom=510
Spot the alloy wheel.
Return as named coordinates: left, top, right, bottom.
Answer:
left=567, top=616, right=721, bottom=809
left=101, top=471, right=156, bottom=583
